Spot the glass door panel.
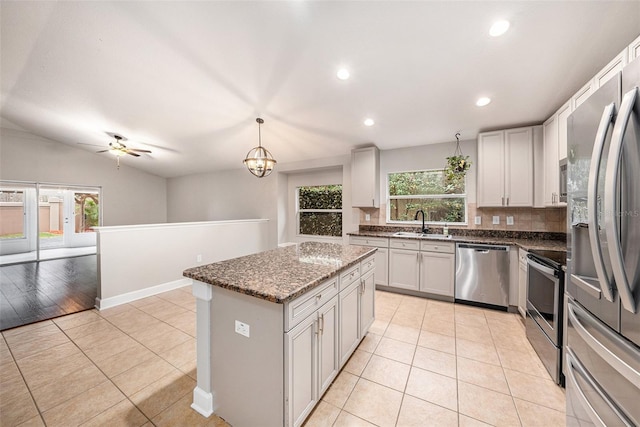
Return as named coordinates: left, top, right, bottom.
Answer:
left=0, top=182, right=37, bottom=263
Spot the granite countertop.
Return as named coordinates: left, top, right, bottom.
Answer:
left=183, top=242, right=377, bottom=304
left=349, top=230, right=567, bottom=252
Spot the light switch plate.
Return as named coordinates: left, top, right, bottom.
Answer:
left=365, top=213, right=371, bottom=221
left=235, top=320, right=250, bottom=338
left=507, top=216, right=514, bottom=226
left=492, top=216, right=500, bottom=225
left=474, top=216, right=481, bottom=225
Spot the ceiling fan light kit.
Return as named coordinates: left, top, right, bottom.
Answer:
left=244, top=118, right=277, bottom=178
left=95, top=133, right=152, bottom=169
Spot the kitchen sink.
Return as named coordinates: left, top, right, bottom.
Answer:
left=392, top=231, right=452, bottom=239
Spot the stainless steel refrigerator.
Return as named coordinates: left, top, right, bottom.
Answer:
left=566, top=56, right=640, bottom=426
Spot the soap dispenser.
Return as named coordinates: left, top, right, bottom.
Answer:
left=443, top=223, right=449, bottom=236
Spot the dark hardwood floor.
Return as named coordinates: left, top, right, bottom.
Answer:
left=0, top=255, right=97, bottom=331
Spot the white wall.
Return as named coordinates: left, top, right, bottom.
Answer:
left=167, top=168, right=278, bottom=248
left=95, top=219, right=269, bottom=307
left=380, top=138, right=477, bottom=204
left=0, top=128, right=168, bottom=225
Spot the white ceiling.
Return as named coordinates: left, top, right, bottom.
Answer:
left=1, top=1, right=639, bottom=178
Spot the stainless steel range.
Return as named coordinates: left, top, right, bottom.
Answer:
left=525, top=249, right=566, bottom=386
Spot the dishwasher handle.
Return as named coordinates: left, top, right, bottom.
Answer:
left=456, top=243, right=510, bottom=252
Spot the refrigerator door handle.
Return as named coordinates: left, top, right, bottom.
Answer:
left=568, top=300, right=640, bottom=389
left=605, top=87, right=638, bottom=314
left=565, top=349, right=633, bottom=427
left=588, top=102, right=615, bottom=302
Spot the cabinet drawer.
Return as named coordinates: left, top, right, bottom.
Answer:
left=349, top=236, right=389, bottom=248
left=360, top=255, right=375, bottom=275
left=420, top=241, right=455, bottom=254
left=285, top=277, right=338, bottom=332
left=389, top=239, right=420, bottom=250
left=340, top=264, right=360, bottom=290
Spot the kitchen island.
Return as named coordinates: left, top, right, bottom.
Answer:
left=183, top=241, right=377, bottom=427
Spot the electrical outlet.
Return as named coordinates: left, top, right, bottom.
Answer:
left=235, top=320, right=250, bottom=338
left=506, top=216, right=514, bottom=226
left=493, top=216, right=500, bottom=225
left=474, top=216, right=481, bottom=225
left=196, top=254, right=202, bottom=262
left=365, top=213, right=371, bottom=221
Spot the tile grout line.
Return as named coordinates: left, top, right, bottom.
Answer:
left=0, top=332, right=48, bottom=426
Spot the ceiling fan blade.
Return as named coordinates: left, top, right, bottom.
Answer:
left=78, top=143, right=107, bottom=147
left=96, top=149, right=110, bottom=153
left=129, top=148, right=152, bottom=153
left=126, top=151, right=141, bottom=157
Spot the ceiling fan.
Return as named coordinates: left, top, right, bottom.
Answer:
left=80, top=132, right=152, bottom=169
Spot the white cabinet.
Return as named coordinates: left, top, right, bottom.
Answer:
left=360, top=270, right=375, bottom=337
left=477, top=126, right=536, bottom=207
left=349, top=236, right=389, bottom=286
left=518, top=249, right=528, bottom=318
left=389, top=247, right=420, bottom=291
left=387, top=239, right=455, bottom=298
left=557, top=101, right=571, bottom=161
left=317, top=296, right=339, bottom=396
left=351, top=147, right=379, bottom=208
left=571, top=80, right=593, bottom=110
left=286, top=311, right=318, bottom=427
left=629, top=34, right=640, bottom=63
left=594, top=48, right=628, bottom=89
left=419, top=246, right=455, bottom=297
left=339, top=279, right=360, bottom=366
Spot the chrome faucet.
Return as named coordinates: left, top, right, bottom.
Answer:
left=414, top=209, right=428, bottom=234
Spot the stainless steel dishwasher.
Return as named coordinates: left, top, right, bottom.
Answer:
left=455, top=243, right=510, bottom=309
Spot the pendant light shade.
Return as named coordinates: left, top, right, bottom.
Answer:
left=244, top=118, right=277, bottom=178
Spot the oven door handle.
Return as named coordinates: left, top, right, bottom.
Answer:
left=526, top=257, right=556, bottom=277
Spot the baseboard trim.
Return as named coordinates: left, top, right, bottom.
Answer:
left=95, top=278, right=192, bottom=310
left=191, top=386, right=215, bottom=417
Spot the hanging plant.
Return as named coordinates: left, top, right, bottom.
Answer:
left=445, top=132, right=471, bottom=182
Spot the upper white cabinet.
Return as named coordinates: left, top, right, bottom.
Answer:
left=629, top=34, right=640, bottom=63
left=594, top=48, right=628, bottom=89
left=571, top=80, right=593, bottom=110
left=351, top=147, right=379, bottom=208
left=541, top=101, right=569, bottom=207
left=477, top=126, right=536, bottom=207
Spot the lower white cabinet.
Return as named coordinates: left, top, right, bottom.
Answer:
left=419, top=251, right=455, bottom=297
left=349, top=236, right=389, bottom=286
left=518, top=249, right=528, bottom=318
left=360, top=269, right=375, bottom=337
left=286, top=256, right=375, bottom=427
left=389, top=248, right=420, bottom=290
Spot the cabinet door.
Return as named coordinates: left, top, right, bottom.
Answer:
left=359, top=270, right=375, bottom=337
left=339, top=280, right=360, bottom=366
left=543, top=116, right=559, bottom=206
left=419, top=252, right=455, bottom=297
left=477, top=131, right=505, bottom=207
left=594, top=49, right=627, bottom=89
left=571, top=80, right=593, bottom=110
left=388, top=249, right=420, bottom=290
left=374, top=247, right=388, bottom=286
left=317, top=296, right=339, bottom=396
left=505, top=127, right=533, bottom=207
left=518, top=261, right=528, bottom=319
left=630, top=34, right=640, bottom=62
left=351, top=147, right=379, bottom=208
left=557, top=101, right=571, bottom=161
left=285, top=313, right=317, bottom=427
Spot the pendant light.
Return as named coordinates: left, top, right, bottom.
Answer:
left=244, top=118, right=277, bottom=178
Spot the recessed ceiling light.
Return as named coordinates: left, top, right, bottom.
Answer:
left=364, top=118, right=375, bottom=126
left=476, top=97, right=491, bottom=107
left=337, top=68, right=350, bottom=80
left=489, top=20, right=510, bottom=37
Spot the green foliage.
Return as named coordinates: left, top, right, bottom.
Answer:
left=299, top=212, right=343, bottom=237
left=83, top=199, right=99, bottom=227
left=299, top=185, right=342, bottom=210
left=444, top=155, right=471, bottom=185
left=388, top=170, right=466, bottom=223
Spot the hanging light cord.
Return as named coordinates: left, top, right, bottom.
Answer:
left=454, top=132, right=464, bottom=157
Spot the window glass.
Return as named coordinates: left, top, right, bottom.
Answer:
left=387, top=170, right=466, bottom=224
left=297, top=185, right=342, bottom=237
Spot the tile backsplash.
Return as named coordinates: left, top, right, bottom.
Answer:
left=359, top=203, right=567, bottom=233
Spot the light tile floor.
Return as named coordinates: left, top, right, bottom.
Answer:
left=0, top=288, right=565, bottom=426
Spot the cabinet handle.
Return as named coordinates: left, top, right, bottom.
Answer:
left=314, top=319, right=319, bottom=335
left=372, top=198, right=374, bottom=206
left=316, top=294, right=322, bottom=302
left=320, top=313, right=324, bottom=335
left=501, top=196, right=505, bottom=206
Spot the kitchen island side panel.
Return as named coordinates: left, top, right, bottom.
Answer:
left=210, top=285, right=284, bottom=427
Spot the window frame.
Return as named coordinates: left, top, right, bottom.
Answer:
left=296, top=184, right=343, bottom=239
left=386, top=168, right=468, bottom=225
